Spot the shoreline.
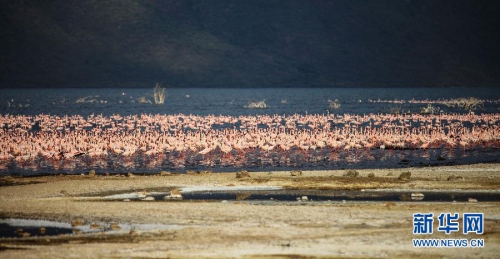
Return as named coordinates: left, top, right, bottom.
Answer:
left=1, top=163, right=499, bottom=258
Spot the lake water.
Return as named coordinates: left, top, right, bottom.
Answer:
left=1, top=87, right=499, bottom=175
left=1, top=87, right=499, bottom=117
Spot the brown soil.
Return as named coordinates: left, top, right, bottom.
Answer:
left=1, top=163, right=499, bottom=258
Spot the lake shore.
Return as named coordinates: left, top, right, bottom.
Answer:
left=1, top=163, right=499, bottom=258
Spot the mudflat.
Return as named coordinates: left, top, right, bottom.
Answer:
left=1, top=163, right=499, bottom=258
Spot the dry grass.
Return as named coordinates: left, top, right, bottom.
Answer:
left=245, top=100, right=267, bottom=109
left=137, top=96, right=152, bottom=104
left=419, top=104, right=439, bottom=114
left=153, top=83, right=166, bottom=105
left=328, top=99, right=341, bottom=109
left=389, top=106, right=402, bottom=115
left=76, top=96, right=99, bottom=103
left=444, top=97, right=484, bottom=111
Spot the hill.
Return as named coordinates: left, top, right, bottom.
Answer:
left=1, top=0, right=499, bottom=88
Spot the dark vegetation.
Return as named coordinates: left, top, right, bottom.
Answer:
left=1, top=0, right=499, bottom=88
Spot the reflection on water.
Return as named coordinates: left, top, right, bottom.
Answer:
left=3, top=147, right=499, bottom=176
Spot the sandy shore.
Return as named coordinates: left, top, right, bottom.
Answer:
left=1, top=163, right=499, bottom=258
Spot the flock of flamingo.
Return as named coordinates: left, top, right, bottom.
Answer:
left=1, top=112, right=499, bottom=172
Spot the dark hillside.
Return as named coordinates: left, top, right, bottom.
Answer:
left=1, top=0, right=499, bottom=88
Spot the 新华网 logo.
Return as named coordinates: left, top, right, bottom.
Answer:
left=412, top=212, right=484, bottom=248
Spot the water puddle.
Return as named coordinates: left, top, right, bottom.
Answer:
left=0, top=218, right=182, bottom=238
left=173, top=190, right=500, bottom=203
left=77, top=187, right=500, bottom=204
left=0, top=222, right=72, bottom=238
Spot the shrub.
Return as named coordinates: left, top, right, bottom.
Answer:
left=153, top=83, right=166, bottom=105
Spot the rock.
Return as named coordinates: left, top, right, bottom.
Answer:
left=411, top=193, right=425, bottom=201
left=236, top=193, right=251, bottom=200
left=236, top=170, right=251, bottom=178
left=22, top=232, right=31, bottom=237
left=468, top=198, right=478, bottom=203
left=129, top=229, right=137, bottom=235
left=290, top=170, right=302, bottom=176
left=367, top=173, right=375, bottom=178
left=15, top=228, right=24, bottom=234
left=127, top=172, right=136, bottom=177
left=39, top=227, right=46, bottom=234
left=88, top=170, right=96, bottom=177
left=142, top=196, right=155, bottom=201
left=398, top=172, right=411, bottom=181
left=164, top=189, right=183, bottom=200
left=90, top=223, right=102, bottom=229
left=110, top=222, right=121, bottom=230
left=343, top=169, right=359, bottom=177
left=301, top=196, right=309, bottom=201
left=71, top=218, right=84, bottom=227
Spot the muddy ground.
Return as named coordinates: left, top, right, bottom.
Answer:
left=0, top=163, right=499, bottom=258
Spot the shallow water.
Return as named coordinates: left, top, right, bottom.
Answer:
left=176, top=190, right=500, bottom=203
left=0, top=218, right=182, bottom=238
left=77, top=188, right=500, bottom=203
left=1, top=87, right=499, bottom=117
left=0, top=223, right=73, bottom=238
left=3, top=147, right=500, bottom=176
